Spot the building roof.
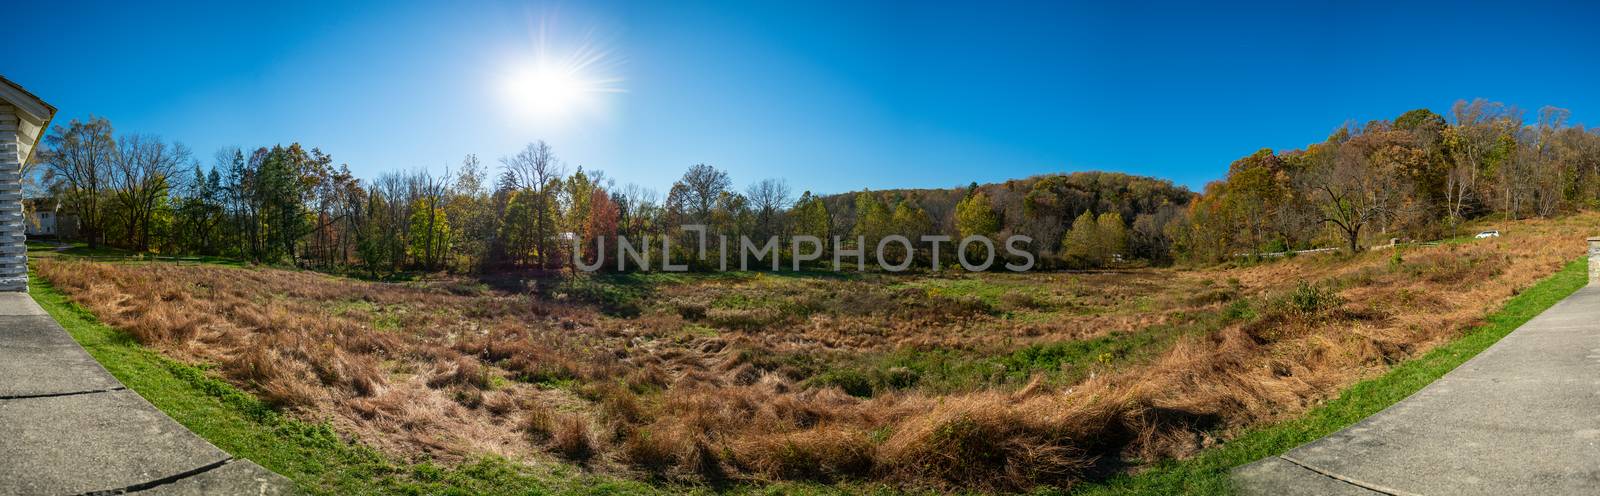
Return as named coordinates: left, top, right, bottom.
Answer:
left=0, top=75, right=55, bottom=123
left=0, top=75, right=58, bottom=165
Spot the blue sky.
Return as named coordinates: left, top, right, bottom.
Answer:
left=6, top=0, right=1599, bottom=195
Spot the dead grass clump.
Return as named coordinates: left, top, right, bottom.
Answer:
left=618, top=426, right=682, bottom=474
left=1000, top=291, right=1051, bottom=311
left=482, top=391, right=519, bottom=416
left=428, top=356, right=492, bottom=390
left=876, top=394, right=1093, bottom=490
left=734, top=427, right=875, bottom=481
left=309, top=348, right=386, bottom=397
left=552, top=415, right=597, bottom=462
left=705, top=306, right=788, bottom=330
left=261, top=380, right=319, bottom=409
left=521, top=403, right=556, bottom=443
left=588, top=382, right=647, bottom=424
left=224, top=346, right=283, bottom=385
left=671, top=299, right=708, bottom=320
left=1418, top=252, right=1507, bottom=284
left=618, top=424, right=728, bottom=480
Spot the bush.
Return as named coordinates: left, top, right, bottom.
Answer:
left=1287, top=281, right=1342, bottom=315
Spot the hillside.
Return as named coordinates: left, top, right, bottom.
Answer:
left=817, top=171, right=1196, bottom=264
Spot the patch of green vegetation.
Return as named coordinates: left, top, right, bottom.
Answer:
left=807, top=369, right=876, bottom=397
left=326, top=300, right=403, bottom=331
left=25, top=240, right=62, bottom=252
left=554, top=276, right=649, bottom=316
left=896, top=277, right=1034, bottom=307
left=681, top=323, right=719, bottom=339
left=812, top=300, right=1249, bottom=397
left=1069, top=258, right=1589, bottom=495
left=30, top=241, right=250, bottom=267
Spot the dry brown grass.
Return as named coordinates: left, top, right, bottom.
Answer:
left=34, top=212, right=1596, bottom=491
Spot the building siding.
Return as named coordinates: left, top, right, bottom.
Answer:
left=0, top=104, right=26, bottom=291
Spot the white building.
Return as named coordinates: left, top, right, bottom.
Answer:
left=0, top=76, right=57, bottom=291
left=23, top=199, right=61, bottom=237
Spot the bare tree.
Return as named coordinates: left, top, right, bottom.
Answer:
left=111, top=133, right=191, bottom=250
left=40, top=117, right=116, bottom=247
left=1314, top=133, right=1412, bottom=254
left=417, top=167, right=452, bottom=271
left=500, top=141, right=564, bottom=267
left=614, top=183, right=658, bottom=239
left=745, top=178, right=792, bottom=238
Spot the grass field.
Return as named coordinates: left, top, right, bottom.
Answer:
left=28, top=212, right=1600, bottom=494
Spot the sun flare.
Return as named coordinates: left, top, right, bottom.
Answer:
left=498, top=39, right=621, bottom=120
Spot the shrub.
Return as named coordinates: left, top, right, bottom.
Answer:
left=1287, top=281, right=1342, bottom=315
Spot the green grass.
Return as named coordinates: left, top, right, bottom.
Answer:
left=1068, top=258, right=1590, bottom=495
left=28, top=241, right=247, bottom=267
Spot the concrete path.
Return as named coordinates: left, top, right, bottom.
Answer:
left=1233, top=286, right=1600, bottom=495
left=0, top=293, right=294, bottom=495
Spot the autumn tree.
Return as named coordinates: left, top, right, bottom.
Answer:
left=412, top=169, right=452, bottom=271
left=447, top=155, right=495, bottom=270
left=884, top=198, right=933, bottom=264
left=583, top=187, right=620, bottom=268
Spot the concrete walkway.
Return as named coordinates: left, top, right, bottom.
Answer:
left=0, top=293, right=294, bottom=495
left=1233, top=286, right=1600, bottom=495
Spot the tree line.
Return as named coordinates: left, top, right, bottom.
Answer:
left=33, top=98, right=1600, bottom=274
left=1172, top=99, right=1600, bottom=262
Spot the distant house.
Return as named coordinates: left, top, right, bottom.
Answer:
left=26, top=205, right=54, bottom=236
left=23, top=197, right=73, bottom=238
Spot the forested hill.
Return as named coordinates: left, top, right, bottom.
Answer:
left=817, top=171, right=1196, bottom=265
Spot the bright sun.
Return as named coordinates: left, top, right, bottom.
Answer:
left=499, top=43, right=620, bottom=121
left=502, top=64, right=587, bottom=116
